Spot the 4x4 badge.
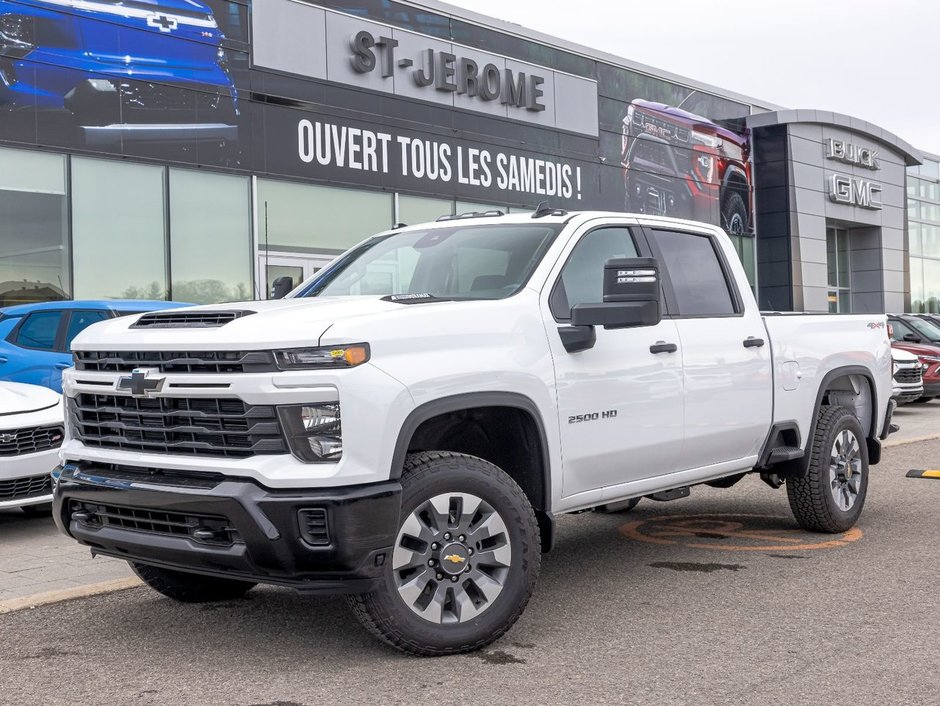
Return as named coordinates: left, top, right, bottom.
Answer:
left=117, top=368, right=166, bottom=398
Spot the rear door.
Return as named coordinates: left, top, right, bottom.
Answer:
left=542, top=218, right=684, bottom=501
left=55, top=309, right=111, bottom=389
left=645, top=225, right=772, bottom=471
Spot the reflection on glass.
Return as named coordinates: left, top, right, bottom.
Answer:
left=71, top=157, right=167, bottom=299
left=398, top=195, right=453, bottom=225
left=0, top=147, right=69, bottom=306
left=170, top=168, right=252, bottom=304
left=257, top=179, right=393, bottom=253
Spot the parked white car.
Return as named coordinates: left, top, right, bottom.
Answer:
left=892, top=348, right=923, bottom=405
left=0, top=382, right=64, bottom=514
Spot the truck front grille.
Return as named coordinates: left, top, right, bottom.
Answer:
left=0, top=473, right=52, bottom=502
left=0, top=424, right=64, bottom=456
left=69, top=395, right=287, bottom=458
left=70, top=500, right=240, bottom=545
left=894, top=367, right=922, bottom=384
left=74, top=350, right=278, bottom=374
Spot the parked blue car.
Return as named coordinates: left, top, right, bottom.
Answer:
left=0, top=0, right=237, bottom=149
left=0, top=300, right=190, bottom=392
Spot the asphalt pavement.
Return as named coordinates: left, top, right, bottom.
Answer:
left=3, top=433, right=940, bottom=705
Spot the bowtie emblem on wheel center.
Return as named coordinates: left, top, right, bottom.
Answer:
left=444, top=554, right=466, bottom=565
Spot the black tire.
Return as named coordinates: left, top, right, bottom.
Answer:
left=721, top=191, right=748, bottom=235
left=347, top=451, right=541, bottom=657
left=594, top=497, right=641, bottom=513
left=21, top=502, right=53, bottom=517
left=912, top=397, right=932, bottom=404
left=786, top=406, right=868, bottom=533
left=130, top=563, right=257, bottom=603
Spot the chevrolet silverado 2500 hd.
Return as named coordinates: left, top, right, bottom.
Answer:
left=53, top=209, right=894, bottom=656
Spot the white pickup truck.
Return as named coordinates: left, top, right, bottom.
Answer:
left=54, top=208, right=894, bottom=656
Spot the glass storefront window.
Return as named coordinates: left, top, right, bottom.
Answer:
left=923, top=259, right=940, bottom=313
left=169, top=169, right=252, bottom=304
left=256, top=179, right=393, bottom=253
left=71, top=158, right=167, bottom=300
left=398, top=195, right=453, bottom=225
left=0, top=148, right=69, bottom=306
left=826, top=226, right=851, bottom=313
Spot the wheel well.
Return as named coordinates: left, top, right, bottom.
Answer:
left=405, top=406, right=548, bottom=516
left=822, top=373, right=874, bottom=438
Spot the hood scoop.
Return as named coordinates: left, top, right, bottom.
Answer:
left=132, top=310, right=256, bottom=329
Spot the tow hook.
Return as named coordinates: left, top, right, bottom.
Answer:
left=760, top=472, right=784, bottom=489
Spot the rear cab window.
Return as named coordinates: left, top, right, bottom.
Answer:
left=647, top=228, right=739, bottom=317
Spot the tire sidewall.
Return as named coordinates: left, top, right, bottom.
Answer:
left=376, top=457, right=538, bottom=651
left=721, top=191, right=748, bottom=235
left=816, top=410, right=869, bottom=526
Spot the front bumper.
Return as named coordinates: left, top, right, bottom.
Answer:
left=921, top=381, right=940, bottom=398
left=53, top=463, right=401, bottom=593
left=0, top=448, right=59, bottom=509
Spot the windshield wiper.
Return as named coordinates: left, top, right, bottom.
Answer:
left=381, top=293, right=483, bottom=305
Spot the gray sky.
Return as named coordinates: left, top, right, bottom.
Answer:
left=446, top=0, right=940, bottom=156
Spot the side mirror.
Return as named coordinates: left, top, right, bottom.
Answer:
left=571, top=257, right=661, bottom=329
left=560, top=258, right=661, bottom=353
left=271, top=276, right=294, bottom=299
left=902, top=332, right=920, bottom=343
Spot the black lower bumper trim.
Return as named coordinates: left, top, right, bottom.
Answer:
left=53, top=463, right=401, bottom=593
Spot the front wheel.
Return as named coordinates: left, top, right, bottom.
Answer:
left=786, top=406, right=868, bottom=533
left=130, top=563, right=256, bottom=603
left=721, top=191, right=748, bottom=235
left=347, top=451, right=541, bottom=656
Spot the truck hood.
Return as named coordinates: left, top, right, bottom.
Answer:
left=0, top=382, right=61, bottom=416
left=70, top=297, right=434, bottom=350
left=630, top=99, right=747, bottom=146
left=892, top=341, right=940, bottom=358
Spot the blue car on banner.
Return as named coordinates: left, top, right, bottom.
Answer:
left=0, top=300, right=190, bottom=392
left=0, top=0, right=237, bottom=149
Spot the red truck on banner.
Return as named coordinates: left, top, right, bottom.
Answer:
left=622, top=99, right=752, bottom=235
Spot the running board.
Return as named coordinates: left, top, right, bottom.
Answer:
left=767, top=446, right=804, bottom=464
left=648, top=486, right=690, bottom=502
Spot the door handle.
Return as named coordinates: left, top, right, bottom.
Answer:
left=0, top=355, right=6, bottom=363
left=54, top=363, right=71, bottom=370
left=649, top=341, right=678, bottom=354
left=743, top=337, right=765, bottom=348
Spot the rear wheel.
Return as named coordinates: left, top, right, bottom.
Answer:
left=347, top=451, right=540, bottom=656
left=721, top=191, right=748, bottom=235
left=130, top=563, right=256, bottom=603
left=786, top=406, right=868, bottom=533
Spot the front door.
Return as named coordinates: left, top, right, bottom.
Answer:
left=542, top=220, right=685, bottom=501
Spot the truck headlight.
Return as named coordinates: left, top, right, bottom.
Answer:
left=274, top=344, right=369, bottom=370
left=278, top=403, right=342, bottom=462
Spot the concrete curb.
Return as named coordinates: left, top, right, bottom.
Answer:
left=884, top=434, right=940, bottom=449
left=0, top=577, right=142, bottom=615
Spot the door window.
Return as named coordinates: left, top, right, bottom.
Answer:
left=649, top=229, right=737, bottom=316
left=64, top=310, right=110, bottom=350
left=551, top=227, right=639, bottom=320
left=13, top=311, right=63, bottom=350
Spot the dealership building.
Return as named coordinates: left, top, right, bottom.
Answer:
left=0, top=0, right=934, bottom=315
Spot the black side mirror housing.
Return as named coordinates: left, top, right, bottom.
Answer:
left=560, top=257, right=662, bottom=353
left=271, top=276, right=294, bottom=299
left=571, top=257, right=661, bottom=330
left=902, top=332, right=920, bottom=343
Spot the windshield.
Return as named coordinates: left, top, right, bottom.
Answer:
left=907, top=316, right=940, bottom=341
left=300, top=223, right=562, bottom=300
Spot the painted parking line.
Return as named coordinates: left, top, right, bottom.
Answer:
left=620, top=514, right=863, bottom=552
left=906, top=469, right=940, bottom=479
left=0, top=577, right=142, bottom=615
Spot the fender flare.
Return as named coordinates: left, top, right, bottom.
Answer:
left=389, top=391, right=552, bottom=508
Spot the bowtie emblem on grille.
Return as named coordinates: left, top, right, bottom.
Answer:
left=146, top=13, right=178, bottom=32
left=117, top=368, right=166, bottom=398
left=0, top=432, right=16, bottom=443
